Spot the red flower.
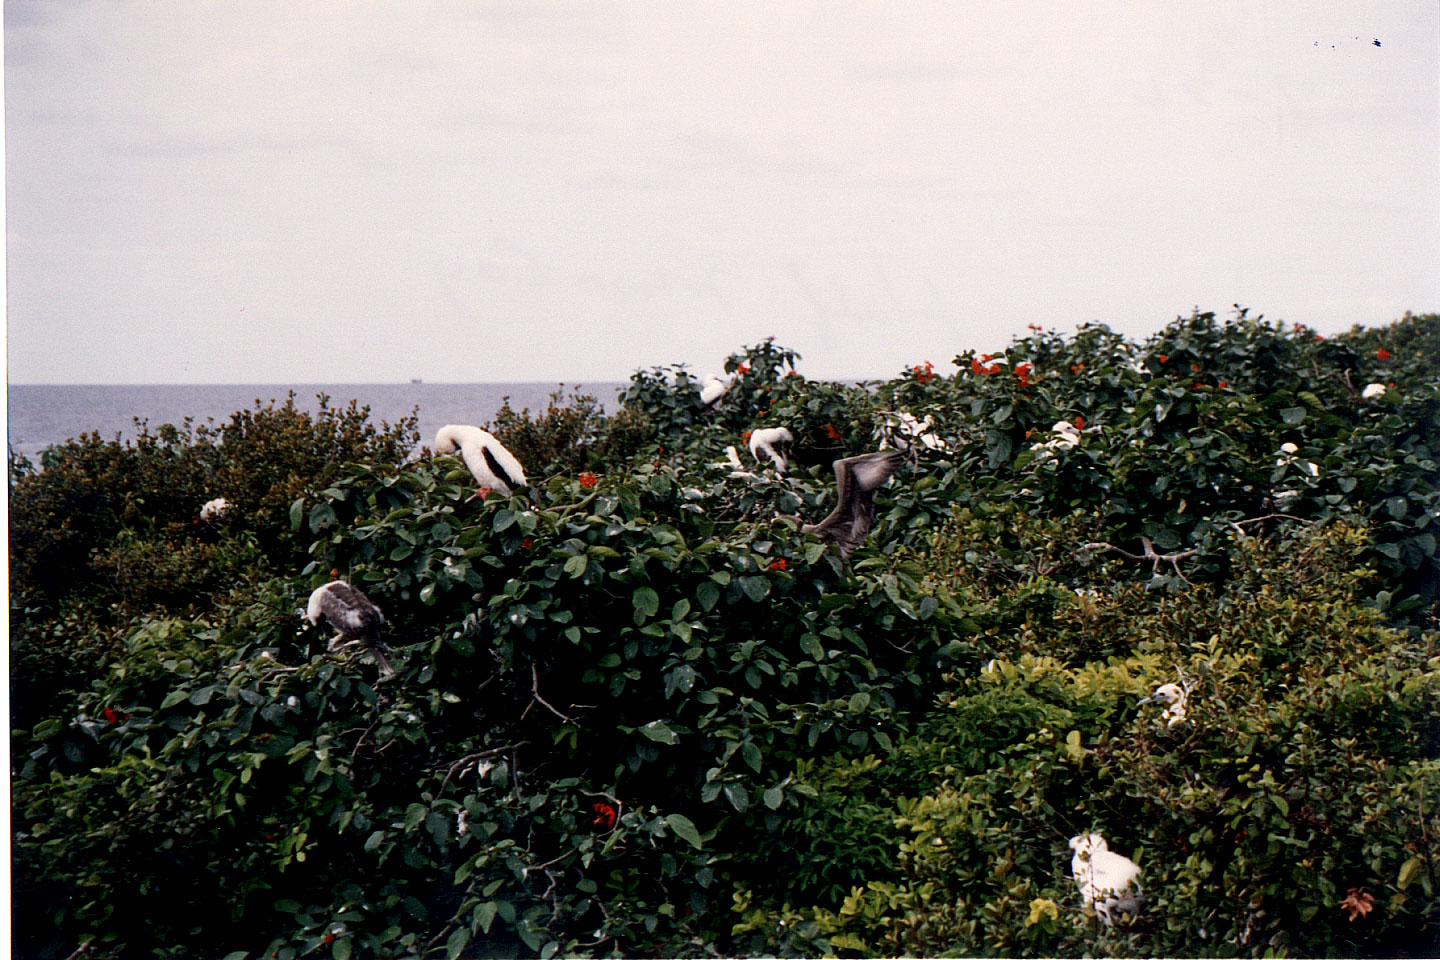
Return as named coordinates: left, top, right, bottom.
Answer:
left=1158, top=354, right=1168, bottom=363
left=985, top=364, right=1001, bottom=375
left=477, top=486, right=493, bottom=499
left=1339, top=888, right=1374, bottom=922
left=323, top=933, right=335, bottom=944
left=330, top=568, right=340, bottom=578
left=1191, top=363, right=1201, bottom=371
left=521, top=537, right=534, bottom=549
left=824, top=424, right=842, bottom=441
left=103, top=705, right=119, bottom=724
left=1314, top=333, right=1324, bottom=341
left=1014, top=362, right=1034, bottom=386
left=578, top=472, right=598, bottom=489
left=740, top=431, right=752, bottom=444
left=912, top=360, right=935, bottom=383
left=980, top=354, right=992, bottom=362
left=736, top=363, right=749, bottom=374
left=1027, top=323, right=1042, bottom=331
left=970, top=358, right=984, bottom=375
left=1294, top=323, right=1305, bottom=333
left=1376, top=348, right=1391, bottom=361
left=1073, top=415, right=1084, bottom=429
left=769, top=558, right=788, bottom=571
left=1217, top=381, right=1228, bottom=388
left=758, top=409, right=767, bottom=417
left=1070, top=364, right=1084, bottom=374
left=766, top=335, right=775, bottom=341
left=786, top=370, right=800, bottom=377
left=591, top=802, right=617, bottom=828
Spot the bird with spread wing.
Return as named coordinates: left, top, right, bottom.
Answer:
left=794, top=450, right=907, bottom=559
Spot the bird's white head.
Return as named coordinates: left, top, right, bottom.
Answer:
left=1070, top=833, right=1108, bottom=856
left=1138, top=682, right=1186, bottom=706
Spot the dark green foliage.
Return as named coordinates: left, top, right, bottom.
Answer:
left=11, top=310, right=1440, bottom=958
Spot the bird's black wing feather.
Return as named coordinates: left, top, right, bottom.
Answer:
left=482, top=445, right=523, bottom=492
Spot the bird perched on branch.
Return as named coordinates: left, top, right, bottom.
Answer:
left=699, top=373, right=735, bottom=408
left=306, top=581, right=394, bottom=675
left=1069, top=833, right=1143, bottom=924
left=433, top=425, right=527, bottom=495
left=749, top=426, right=794, bottom=474
left=793, top=450, right=906, bottom=559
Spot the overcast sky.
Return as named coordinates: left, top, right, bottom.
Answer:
left=5, top=1, right=1437, bottom=384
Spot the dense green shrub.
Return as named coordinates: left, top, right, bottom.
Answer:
left=11, top=310, right=1440, bottom=958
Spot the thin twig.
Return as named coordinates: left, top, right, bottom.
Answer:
left=1077, top=536, right=1199, bottom=582
left=436, top=742, right=529, bottom=796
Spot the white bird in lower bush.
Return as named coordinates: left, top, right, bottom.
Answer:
left=749, top=427, right=794, bottom=474
left=1069, top=833, right=1143, bottom=924
left=1139, top=679, right=1196, bottom=727
left=699, top=374, right=734, bottom=407
left=199, top=497, right=229, bottom=522
left=306, top=581, right=394, bottom=676
left=433, top=425, right=527, bottom=495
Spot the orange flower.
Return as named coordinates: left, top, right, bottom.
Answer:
left=521, top=536, right=534, bottom=549
left=591, top=801, right=617, bottom=828
left=970, top=358, right=985, bottom=375
left=824, top=424, right=842, bottom=440
left=1376, top=348, right=1391, bottom=361
left=1073, top=415, right=1084, bottom=429
left=578, top=472, right=598, bottom=489
left=985, top=364, right=1001, bottom=375
left=331, top=568, right=340, bottom=578
left=769, top=558, right=788, bottom=571
left=103, top=705, right=119, bottom=724
left=323, top=933, right=335, bottom=944
left=1217, top=381, right=1228, bottom=388
left=1014, top=362, right=1033, bottom=386
left=740, top=431, right=752, bottom=444
left=1339, top=888, right=1374, bottom=922
left=1158, top=354, right=1168, bottom=363
left=1314, top=333, right=1324, bottom=341
left=1191, top=363, right=1201, bottom=371
left=736, top=363, right=749, bottom=374
left=913, top=361, right=935, bottom=383
left=477, top=486, right=493, bottom=499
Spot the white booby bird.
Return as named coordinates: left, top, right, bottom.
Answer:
left=1069, top=833, right=1143, bottom=924
left=710, top=445, right=757, bottom=479
left=699, top=373, right=735, bottom=407
left=433, top=425, right=527, bottom=495
left=796, top=450, right=906, bottom=559
left=748, top=426, right=794, bottom=474
left=199, top=497, right=230, bottom=522
left=1138, top=679, right=1196, bottom=728
left=878, top=411, right=947, bottom=452
left=306, top=581, right=394, bottom=675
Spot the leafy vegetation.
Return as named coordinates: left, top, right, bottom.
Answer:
left=11, top=310, right=1439, bottom=958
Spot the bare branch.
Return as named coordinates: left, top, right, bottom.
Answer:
left=1078, top=536, right=1199, bottom=582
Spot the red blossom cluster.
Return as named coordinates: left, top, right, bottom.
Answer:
left=1073, top=415, right=1084, bottom=429
left=1014, top=362, right=1034, bottom=387
left=736, top=363, right=749, bottom=375
left=970, top=354, right=1002, bottom=376
left=824, top=424, right=842, bottom=441
left=740, top=431, right=752, bottom=444
left=477, top=486, right=493, bottom=499
left=769, top=558, right=788, bottom=571
left=521, top=537, right=534, bottom=549
left=591, top=802, right=617, bottom=828
left=578, top=472, right=598, bottom=489
left=1218, top=381, right=1229, bottom=388
left=1376, top=348, right=1392, bottom=361
left=912, top=361, right=935, bottom=383
left=1339, top=888, right=1375, bottom=922
left=1158, top=354, right=1169, bottom=364
left=103, top=705, right=124, bottom=724
left=1070, top=363, right=1085, bottom=374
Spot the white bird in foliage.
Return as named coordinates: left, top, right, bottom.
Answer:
left=699, top=374, right=734, bottom=407
left=711, top=445, right=757, bottom=479
left=433, top=425, right=527, bottom=495
left=1069, top=833, right=1143, bottom=924
left=1139, top=679, right=1195, bottom=727
left=878, top=411, right=947, bottom=452
left=795, top=450, right=906, bottom=559
left=199, top=497, right=229, bottom=522
left=306, top=581, right=394, bottom=675
left=749, top=427, right=794, bottom=474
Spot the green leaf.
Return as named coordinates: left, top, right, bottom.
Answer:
left=739, top=576, right=770, bottom=602
left=763, top=785, right=785, bottom=810
left=741, top=740, right=763, bottom=773
left=222, top=952, right=250, bottom=960
left=1065, top=729, right=1086, bottom=761
left=333, top=939, right=352, bottom=960
left=289, top=498, right=306, bottom=532
left=632, top=586, right=660, bottom=621
left=274, top=899, right=302, bottom=914
left=1387, top=497, right=1408, bottom=520
left=493, top=508, right=517, bottom=532
left=848, top=692, right=871, bottom=714
left=696, top=580, right=721, bottom=611
left=475, top=900, right=499, bottom=934
left=446, top=928, right=470, bottom=960
left=563, top=554, right=587, bottom=578
left=639, top=720, right=678, bottom=744
left=1272, top=794, right=1289, bottom=818
left=188, top=685, right=215, bottom=706
left=665, top=813, right=703, bottom=849
left=1279, top=406, right=1306, bottom=425
left=308, top=502, right=337, bottom=533
left=1399, top=856, right=1423, bottom=890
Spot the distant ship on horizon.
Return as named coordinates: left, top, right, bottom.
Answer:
left=410, top=378, right=423, bottom=384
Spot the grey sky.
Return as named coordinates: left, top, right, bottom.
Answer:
left=5, top=1, right=1437, bottom=384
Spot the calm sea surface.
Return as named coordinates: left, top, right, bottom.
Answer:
left=6, top=382, right=626, bottom=461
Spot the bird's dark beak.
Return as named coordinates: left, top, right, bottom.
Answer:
left=1136, top=695, right=1158, bottom=706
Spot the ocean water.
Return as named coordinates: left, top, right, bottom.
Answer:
left=6, top=382, right=626, bottom=461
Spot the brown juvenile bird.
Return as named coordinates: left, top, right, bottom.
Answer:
left=305, top=581, right=394, bottom=675
left=797, top=450, right=907, bottom=559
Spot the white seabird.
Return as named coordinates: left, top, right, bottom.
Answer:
left=878, top=411, right=947, bottom=452
left=199, top=497, right=229, bottom=522
left=699, top=374, right=735, bottom=407
left=749, top=426, right=794, bottom=474
left=433, top=425, right=527, bottom=495
left=797, top=450, right=906, bottom=559
left=710, top=445, right=757, bottom=479
left=306, top=581, right=394, bottom=675
left=1138, top=679, right=1195, bottom=727
left=1069, top=833, right=1143, bottom=924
